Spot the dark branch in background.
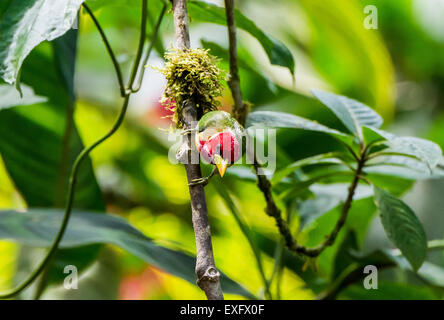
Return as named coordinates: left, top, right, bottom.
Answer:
left=224, top=0, right=247, bottom=126
left=224, top=0, right=366, bottom=260
left=0, top=0, right=155, bottom=299
left=171, top=0, right=224, bottom=300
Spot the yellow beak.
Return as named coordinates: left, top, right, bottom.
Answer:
left=214, top=154, right=229, bottom=178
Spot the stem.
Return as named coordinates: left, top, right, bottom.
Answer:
left=127, top=0, right=148, bottom=91
left=224, top=0, right=246, bottom=126
left=131, top=2, right=167, bottom=93
left=0, top=0, right=153, bottom=299
left=253, top=149, right=367, bottom=258
left=82, top=3, right=126, bottom=97
left=172, top=0, right=224, bottom=300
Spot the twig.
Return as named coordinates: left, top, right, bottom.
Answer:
left=131, top=2, right=167, bottom=93
left=171, top=0, right=224, bottom=300
left=82, top=3, right=126, bottom=97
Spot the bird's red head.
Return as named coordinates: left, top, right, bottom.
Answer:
left=196, top=131, right=240, bottom=177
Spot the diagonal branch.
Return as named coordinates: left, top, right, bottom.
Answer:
left=171, top=0, right=224, bottom=300
left=224, top=0, right=365, bottom=259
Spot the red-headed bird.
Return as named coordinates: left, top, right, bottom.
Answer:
left=192, top=111, right=243, bottom=185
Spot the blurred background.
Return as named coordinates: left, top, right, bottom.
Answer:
left=2, top=0, right=444, bottom=299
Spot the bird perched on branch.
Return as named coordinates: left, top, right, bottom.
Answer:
left=190, top=111, right=243, bottom=186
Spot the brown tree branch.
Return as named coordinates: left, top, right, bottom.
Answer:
left=171, top=0, right=224, bottom=300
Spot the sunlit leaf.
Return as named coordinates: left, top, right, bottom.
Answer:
left=0, top=84, right=47, bottom=110
left=373, top=187, right=427, bottom=271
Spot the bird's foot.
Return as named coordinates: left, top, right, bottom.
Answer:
left=188, top=177, right=210, bottom=187
left=188, top=167, right=217, bottom=187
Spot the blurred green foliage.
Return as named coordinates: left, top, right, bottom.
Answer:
left=1, top=0, right=444, bottom=300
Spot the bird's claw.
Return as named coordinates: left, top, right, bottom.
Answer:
left=188, top=177, right=209, bottom=187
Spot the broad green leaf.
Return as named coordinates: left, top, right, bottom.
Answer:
left=0, top=0, right=84, bottom=85
left=312, top=89, right=383, bottom=140
left=364, top=126, right=443, bottom=169
left=0, top=32, right=104, bottom=286
left=373, top=187, right=427, bottom=271
left=362, top=125, right=386, bottom=145
left=246, top=111, right=354, bottom=145
left=188, top=0, right=294, bottom=75
left=0, top=209, right=254, bottom=299
left=271, top=152, right=345, bottom=185
left=0, top=84, right=47, bottom=110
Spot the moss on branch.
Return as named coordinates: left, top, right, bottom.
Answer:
left=156, top=48, right=225, bottom=127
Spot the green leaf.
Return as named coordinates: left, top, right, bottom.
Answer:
left=188, top=0, right=294, bottom=75
left=246, top=111, right=354, bottom=145
left=312, top=89, right=383, bottom=139
left=0, top=0, right=84, bottom=85
left=365, top=126, right=443, bottom=169
left=0, top=83, right=47, bottom=110
left=0, top=209, right=254, bottom=299
left=365, top=156, right=444, bottom=180
left=373, top=187, right=427, bottom=271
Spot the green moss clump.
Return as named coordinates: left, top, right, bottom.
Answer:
left=156, top=48, right=225, bottom=127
